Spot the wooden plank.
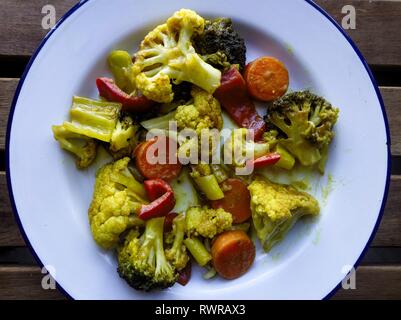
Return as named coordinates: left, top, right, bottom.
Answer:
left=333, top=265, right=401, bottom=300
left=317, top=0, right=401, bottom=67
left=0, top=0, right=77, bottom=57
left=0, top=79, right=400, bottom=154
left=0, top=78, right=18, bottom=150
left=0, top=0, right=400, bottom=67
left=0, top=172, right=25, bottom=246
left=372, top=176, right=401, bottom=247
left=0, top=264, right=399, bottom=299
left=382, top=87, right=401, bottom=156
left=0, top=172, right=400, bottom=247
left=0, top=266, right=66, bottom=300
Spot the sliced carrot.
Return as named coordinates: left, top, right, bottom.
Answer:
left=211, top=230, right=255, bottom=280
left=244, top=56, right=289, bottom=102
left=134, top=137, right=182, bottom=181
left=210, top=179, right=252, bottom=224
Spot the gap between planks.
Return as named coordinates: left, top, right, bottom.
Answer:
left=0, top=264, right=400, bottom=300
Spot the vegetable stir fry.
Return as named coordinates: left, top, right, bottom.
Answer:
left=52, top=9, right=339, bottom=291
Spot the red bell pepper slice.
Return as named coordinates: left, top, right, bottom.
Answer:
left=96, top=77, right=154, bottom=113
left=163, top=212, right=179, bottom=233
left=252, top=152, right=281, bottom=169
left=139, top=179, right=176, bottom=220
left=214, top=67, right=266, bottom=141
left=177, top=261, right=192, bottom=286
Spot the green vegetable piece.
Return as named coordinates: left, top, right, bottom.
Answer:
left=64, top=96, right=121, bottom=142
left=274, top=144, right=295, bottom=170
left=108, top=50, right=136, bottom=93
left=194, top=174, right=224, bottom=200
left=184, top=237, right=212, bottom=267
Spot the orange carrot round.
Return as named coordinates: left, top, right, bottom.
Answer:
left=211, top=230, right=255, bottom=280
left=244, top=56, right=289, bottom=102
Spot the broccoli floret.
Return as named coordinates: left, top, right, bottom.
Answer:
left=52, top=124, right=98, bottom=169
left=132, top=9, right=222, bottom=103
left=201, top=51, right=232, bottom=71
left=185, top=206, right=232, bottom=239
left=265, top=91, right=339, bottom=167
left=117, top=217, right=178, bottom=291
left=109, top=115, right=139, bottom=159
left=194, top=18, right=246, bottom=70
left=248, top=176, right=320, bottom=252
left=88, top=157, right=147, bottom=249
left=62, top=96, right=121, bottom=142
left=165, top=215, right=190, bottom=271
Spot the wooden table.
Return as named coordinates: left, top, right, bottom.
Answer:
left=0, top=0, right=400, bottom=300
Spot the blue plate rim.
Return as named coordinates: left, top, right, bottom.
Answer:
left=5, top=0, right=391, bottom=300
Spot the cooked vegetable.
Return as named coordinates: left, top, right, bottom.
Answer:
left=88, top=157, right=146, bottom=249
left=224, top=128, right=271, bottom=168
left=164, top=212, right=178, bottom=232
left=210, top=164, right=229, bottom=183
left=177, top=261, right=192, bottom=286
left=107, top=50, right=136, bottom=93
left=185, top=206, right=232, bottom=239
left=244, top=57, right=289, bottom=101
left=96, top=77, right=154, bottom=113
left=52, top=125, right=98, bottom=169
left=132, top=9, right=222, bottom=103
left=175, top=86, right=223, bottom=134
left=134, top=137, right=182, bottom=181
left=274, top=144, right=295, bottom=170
left=193, top=174, right=224, bottom=201
left=248, top=176, right=320, bottom=252
left=214, top=67, right=266, bottom=140
left=165, top=214, right=190, bottom=271
left=117, top=217, right=178, bottom=291
left=139, top=179, right=176, bottom=220
left=140, top=110, right=177, bottom=131
left=230, top=222, right=251, bottom=233
left=264, top=90, right=339, bottom=167
left=109, top=115, right=139, bottom=159
left=190, top=164, right=224, bottom=200
left=62, top=96, right=121, bottom=142
left=171, top=167, right=201, bottom=213
left=252, top=152, right=281, bottom=169
left=201, top=51, right=232, bottom=71
left=184, top=237, right=212, bottom=267
left=211, top=230, right=255, bottom=280
left=194, top=18, right=246, bottom=70
left=210, top=178, right=252, bottom=224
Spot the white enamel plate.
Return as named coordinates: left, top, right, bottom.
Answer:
left=7, top=0, right=390, bottom=299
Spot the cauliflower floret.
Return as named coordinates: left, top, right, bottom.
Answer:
left=248, top=176, right=320, bottom=252
left=175, top=86, right=223, bottom=133
left=175, top=86, right=223, bottom=162
left=89, top=157, right=146, bottom=249
left=185, top=206, right=232, bottom=239
left=132, top=9, right=221, bottom=103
